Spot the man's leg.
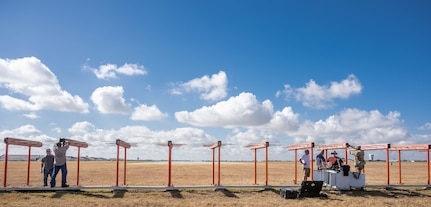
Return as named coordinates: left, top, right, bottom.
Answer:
left=50, top=166, right=60, bottom=187
left=47, top=169, right=53, bottom=184
left=43, top=169, right=48, bottom=186
left=60, top=163, right=68, bottom=187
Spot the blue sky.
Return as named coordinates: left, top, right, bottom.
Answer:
left=1, top=1, right=430, bottom=161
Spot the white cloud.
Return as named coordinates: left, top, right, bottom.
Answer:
left=63, top=122, right=216, bottom=160
left=175, top=92, right=273, bottom=127
left=130, top=104, right=168, bottom=121
left=172, top=71, right=228, bottom=101
left=21, top=112, right=40, bottom=119
left=0, top=57, right=89, bottom=113
left=265, top=107, right=300, bottom=132
left=68, top=121, right=96, bottom=135
left=419, top=122, right=431, bottom=130
left=51, top=127, right=62, bottom=134
left=277, top=74, right=362, bottom=109
left=289, top=108, right=407, bottom=145
left=86, top=63, right=147, bottom=80
left=90, top=86, right=131, bottom=114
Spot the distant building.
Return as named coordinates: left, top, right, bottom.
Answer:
left=0, top=154, right=41, bottom=161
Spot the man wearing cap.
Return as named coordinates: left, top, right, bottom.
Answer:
left=40, top=148, right=54, bottom=187
left=327, top=151, right=343, bottom=171
left=347, top=144, right=366, bottom=175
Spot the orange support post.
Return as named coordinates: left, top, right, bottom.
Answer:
left=116, top=144, right=120, bottom=187
left=155, top=141, right=185, bottom=187
left=64, top=138, right=88, bottom=186
left=115, top=139, right=131, bottom=187
left=386, top=148, right=390, bottom=185
left=218, top=144, right=221, bottom=186
left=294, top=149, right=297, bottom=184
left=247, top=142, right=270, bottom=186
left=212, top=148, right=215, bottom=185
left=207, top=141, right=222, bottom=186
left=168, top=142, right=172, bottom=187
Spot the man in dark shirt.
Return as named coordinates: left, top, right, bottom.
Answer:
left=40, top=148, right=54, bottom=187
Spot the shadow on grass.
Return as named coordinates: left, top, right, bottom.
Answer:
left=168, top=190, right=184, bottom=199
left=217, top=189, right=239, bottom=198
left=332, top=188, right=431, bottom=198
left=112, top=190, right=126, bottom=198
left=51, top=191, right=68, bottom=198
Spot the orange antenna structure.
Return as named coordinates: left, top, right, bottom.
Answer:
left=154, top=141, right=185, bottom=187
left=389, top=144, right=431, bottom=185
left=115, top=139, right=131, bottom=187
left=286, top=142, right=314, bottom=184
left=3, top=137, right=43, bottom=187
left=204, top=141, right=222, bottom=186
left=246, top=141, right=272, bottom=186
left=63, top=138, right=88, bottom=186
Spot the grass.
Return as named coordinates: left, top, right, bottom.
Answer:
left=1, top=161, right=431, bottom=206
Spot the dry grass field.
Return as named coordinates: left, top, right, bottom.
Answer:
left=1, top=161, right=431, bottom=206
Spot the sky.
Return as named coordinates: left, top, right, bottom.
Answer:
left=1, top=0, right=431, bottom=161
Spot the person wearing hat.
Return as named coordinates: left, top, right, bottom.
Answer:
left=347, top=144, right=366, bottom=176
left=327, top=151, right=343, bottom=171
left=40, top=148, right=54, bottom=187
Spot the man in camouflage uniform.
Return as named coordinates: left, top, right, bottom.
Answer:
left=347, top=144, right=366, bottom=178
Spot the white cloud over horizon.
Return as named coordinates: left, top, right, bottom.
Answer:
left=175, top=92, right=274, bottom=127
left=0, top=58, right=429, bottom=161
left=0, top=57, right=89, bottom=113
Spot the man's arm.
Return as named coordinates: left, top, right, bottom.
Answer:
left=40, top=159, right=44, bottom=173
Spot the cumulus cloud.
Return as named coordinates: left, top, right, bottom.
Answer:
left=90, top=86, right=131, bottom=114
left=171, top=71, right=228, bottom=101
left=130, top=104, right=168, bottom=121
left=64, top=122, right=216, bottom=160
left=175, top=92, right=273, bottom=127
left=419, top=122, right=431, bottom=130
left=0, top=57, right=89, bottom=113
left=68, top=121, right=96, bottom=135
left=277, top=74, right=362, bottom=109
left=289, top=108, right=407, bottom=145
left=86, top=63, right=147, bottom=80
left=265, top=107, right=300, bottom=132
left=22, top=112, right=40, bottom=119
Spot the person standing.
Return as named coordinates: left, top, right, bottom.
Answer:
left=299, top=149, right=311, bottom=181
left=347, top=144, right=366, bottom=177
left=40, top=148, right=54, bottom=187
left=316, top=150, right=326, bottom=170
left=50, top=139, right=70, bottom=187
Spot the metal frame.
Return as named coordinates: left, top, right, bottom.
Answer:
left=3, top=137, right=43, bottom=187
left=115, top=139, right=131, bottom=187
